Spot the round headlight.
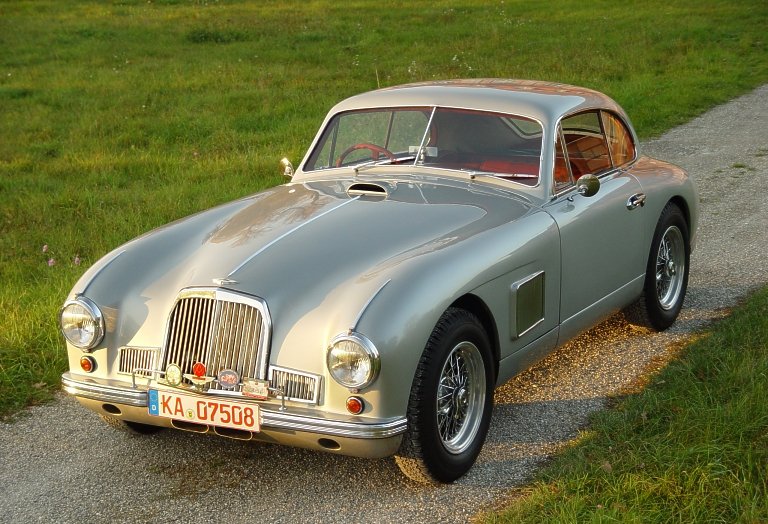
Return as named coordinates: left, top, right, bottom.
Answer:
left=327, top=333, right=380, bottom=389
left=59, top=297, right=105, bottom=351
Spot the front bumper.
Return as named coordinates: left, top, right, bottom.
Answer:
left=62, top=372, right=407, bottom=457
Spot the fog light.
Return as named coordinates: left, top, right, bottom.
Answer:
left=346, top=396, right=364, bottom=415
left=80, top=355, right=96, bottom=373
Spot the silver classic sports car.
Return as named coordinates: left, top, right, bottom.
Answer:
left=60, top=79, right=698, bottom=484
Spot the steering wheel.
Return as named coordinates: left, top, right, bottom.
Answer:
left=336, top=143, right=396, bottom=167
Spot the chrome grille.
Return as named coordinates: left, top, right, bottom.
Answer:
left=117, top=347, right=158, bottom=376
left=161, top=288, right=270, bottom=391
left=269, top=366, right=321, bottom=404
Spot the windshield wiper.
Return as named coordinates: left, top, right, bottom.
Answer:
left=354, top=155, right=417, bottom=174
left=463, top=169, right=538, bottom=181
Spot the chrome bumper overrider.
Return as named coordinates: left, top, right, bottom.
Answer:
left=61, top=373, right=407, bottom=439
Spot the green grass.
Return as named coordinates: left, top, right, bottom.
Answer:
left=484, top=287, right=768, bottom=523
left=0, top=0, right=766, bottom=417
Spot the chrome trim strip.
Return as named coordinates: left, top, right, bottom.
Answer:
left=61, top=373, right=407, bottom=439
left=80, top=250, right=126, bottom=295
left=226, top=196, right=360, bottom=277
left=517, top=316, right=545, bottom=339
left=351, top=279, right=391, bottom=332
left=412, top=106, right=437, bottom=166
left=61, top=372, right=148, bottom=407
left=261, top=410, right=407, bottom=439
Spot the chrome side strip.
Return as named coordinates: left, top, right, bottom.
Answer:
left=79, top=250, right=126, bottom=295
left=61, top=373, right=407, bottom=439
left=351, top=279, right=391, bottom=332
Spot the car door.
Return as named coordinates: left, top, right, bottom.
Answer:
left=544, top=110, right=647, bottom=340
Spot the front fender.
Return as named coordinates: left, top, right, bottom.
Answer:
left=348, top=209, right=559, bottom=419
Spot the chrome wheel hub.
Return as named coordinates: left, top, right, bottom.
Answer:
left=436, top=341, right=486, bottom=454
left=655, top=226, right=685, bottom=310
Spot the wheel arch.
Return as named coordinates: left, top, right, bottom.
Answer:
left=668, top=195, right=691, bottom=233
left=449, top=293, right=500, bottom=381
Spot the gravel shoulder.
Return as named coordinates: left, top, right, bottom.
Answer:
left=2, top=85, right=767, bottom=524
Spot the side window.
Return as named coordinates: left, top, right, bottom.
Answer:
left=602, top=112, right=636, bottom=167
left=560, top=111, right=611, bottom=178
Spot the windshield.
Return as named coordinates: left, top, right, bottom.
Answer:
left=304, top=107, right=543, bottom=185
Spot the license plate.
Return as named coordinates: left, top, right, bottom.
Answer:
left=148, top=389, right=260, bottom=432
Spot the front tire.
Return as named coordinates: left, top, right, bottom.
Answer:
left=394, top=308, right=494, bottom=484
left=624, top=202, right=690, bottom=330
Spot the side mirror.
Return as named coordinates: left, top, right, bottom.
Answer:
left=280, top=157, right=294, bottom=178
left=576, top=174, right=600, bottom=197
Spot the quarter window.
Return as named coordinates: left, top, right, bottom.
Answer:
left=559, top=111, right=612, bottom=178
left=602, top=112, right=636, bottom=167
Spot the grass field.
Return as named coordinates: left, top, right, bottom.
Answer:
left=483, top=287, right=768, bottom=522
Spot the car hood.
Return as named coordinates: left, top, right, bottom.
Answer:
left=75, top=176, right=534, bottom=347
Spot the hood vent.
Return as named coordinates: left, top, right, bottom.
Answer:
left=347, top=182, right=388, bottom=198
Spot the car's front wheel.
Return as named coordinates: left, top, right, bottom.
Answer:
left=394, top=308, right=494, bottom=484
left=624, top=202, right=690, bottom=330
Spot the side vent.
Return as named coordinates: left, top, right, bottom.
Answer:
left=510, top=271, right=545, bottom=339
left=347, top=182, right=388, bottom=198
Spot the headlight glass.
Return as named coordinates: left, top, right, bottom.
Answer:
left=60, top=297, right=105, bottom=351
left=327, top=333, right=380, bottom=389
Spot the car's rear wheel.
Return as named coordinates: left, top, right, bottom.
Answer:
left=624, top=202, right=690, bottom=330
left=394, top=308, right=494, bottom=484
left=99, top=414, right=164, bottom=435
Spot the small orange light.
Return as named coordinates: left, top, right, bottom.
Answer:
left=346, top=396, right=364, bottom=415
left=192, top=362, right=206, bottom=378
left=80, top=356, right=95, bottom=373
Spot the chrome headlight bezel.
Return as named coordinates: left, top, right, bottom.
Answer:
left=326, top=332, right=380, bottom=390
left=59, top=296, right=105, bottom=352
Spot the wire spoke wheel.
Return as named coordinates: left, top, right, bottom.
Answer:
left=623, top=203, right=690, bottom=331
left=655, top=225, right=685, bottom=310
left=394, top=308, right=493, bottom=484
left=436, top=341, right=486, bottom=454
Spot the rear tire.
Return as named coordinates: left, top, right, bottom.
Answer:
left=394, top=308, right=494, bottom=484
left=624, top=202, right=690, bottom=331
left=100, top=414, right=164, bottom=435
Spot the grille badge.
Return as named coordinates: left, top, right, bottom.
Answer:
left=212, top=277, right=238, bottom=286
left=165, top=364, right=183, bottom=387
left=217, top=369, right=240, bottom=390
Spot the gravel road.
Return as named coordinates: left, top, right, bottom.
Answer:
left=2, top=85, right=767, bottom=524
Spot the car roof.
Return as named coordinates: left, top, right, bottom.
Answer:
left=328, top=79, right=627, bottom=125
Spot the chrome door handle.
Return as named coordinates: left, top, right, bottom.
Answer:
left=627, top=193, right=646, bottom=210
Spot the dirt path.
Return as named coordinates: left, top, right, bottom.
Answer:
left=1, top=85, right=766, bottom=524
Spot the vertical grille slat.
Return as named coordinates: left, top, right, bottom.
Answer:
left=161, top=289, right=268, bottom=389
left=244, top=307, right=256, bottom=377
left=117, top=347, right=157, bottom=377
left=268, top=367, right=320, bottom=404
left=156, top=288, right=319, bottom=404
